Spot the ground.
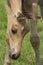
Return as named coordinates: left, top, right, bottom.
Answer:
left=0, top=0, right=43, bottom=65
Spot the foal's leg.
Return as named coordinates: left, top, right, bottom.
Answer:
left=40, top=5, right=43, bottom=18
left=30, top=1, right=41, bottom=65
left=38, top=0, right=43, bottom=18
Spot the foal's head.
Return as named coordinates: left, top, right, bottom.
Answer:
left=6, top=14, right=29, bottom=60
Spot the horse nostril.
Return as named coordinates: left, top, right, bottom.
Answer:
left=11, top=54, right=20, bottom=60
left=12, top=54, right=17, bottom=59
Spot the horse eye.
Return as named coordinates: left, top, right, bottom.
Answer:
left=12, top=29, right=17, bottom=34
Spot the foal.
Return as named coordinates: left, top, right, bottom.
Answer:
left=4, top=0, right=42, bottom=65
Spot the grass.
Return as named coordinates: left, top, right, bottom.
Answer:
left=0, top=0, right=43, bottom=65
